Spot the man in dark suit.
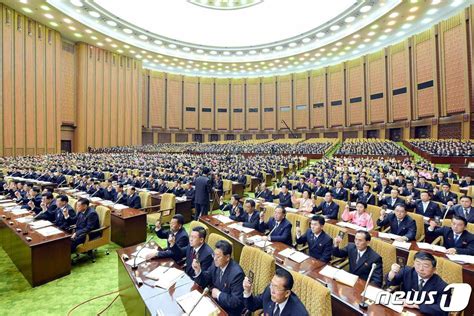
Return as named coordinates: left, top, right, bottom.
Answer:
left=255, top=183, right=273, bottom=202
left=296, top=215, right=333, bottom=262
left=331, top=181, right=348, bottom=201
left=416, top=177, right=433, bottom=192
left=273, top=184, right=292, bottom=208
left=53, top=195, right=76, bottom=232
left=171, top=180, right=185, bottom=197
left=399, top=181, right=421, bottom=200
left=126, top=187, right=141, bottom=209
left=355, top=183, right=376, bottom=205
left=146, top=214, right=189, bottom=262
left=451, top=195, right=474, bottom=223
left=433, top=183, right=457, bottom=205
left=34, top=192, right=58, bottom=222
left=258, top=205, right=293, bottom=246
left=183, top=182, right=195, bottom=208
left=379, top=189, right=405, bottom=209
left=374, top=178, right=392, bottom=195
left=312, top=180, right=328, bottom=197
left=192, top=240, right=245, bottom=316
left=103, top=180, right=117, bottom=201
left=294, top=177, right=309, bottom=193
left=154, top=179, right=168, bottom=194
left=176, top=226, right=213, bottom=278
left=459, top=175, right=473, bottom=188
left=88, top=182, right=105, bottom=199
left=333, top=230, right=383, bottom=287
left=71, top=198, right=100, bottom=252
left=385, top=251, right=450, bottom=316
left=406, top=191, right=442, bottom=218
left=376, top=204, right=417, bottom=241
left=239, top=199, right=260, bottom=229
left=113, top=184, right=128, bottom=204
left=313, top=192, right=339, bottom=220
left=243, top=268, right=309, bottom=316
left=23, top=187, right=42, bottom=211
left=427, top=215, right=474, bottom=255
left=194, top=169, right=211, bottom=219
left=219, top=194, right=244, bottom=220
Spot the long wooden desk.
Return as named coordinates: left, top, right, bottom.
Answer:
left=149, top=193, right=193, bottom=223
left=0, top=208, right=71, bottom=286
left=117, top=245, right=227, bottom=316
left=199, top=214, right=421, bottom=316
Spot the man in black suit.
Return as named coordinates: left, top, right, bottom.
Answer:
left=312, top=180, right=328, bottom=197
left=53, top=195, right=76, bottom=232
left=427, top=215, right=474, bottom=255
left=171, top=180, right=185, bottom=197
left=376, top=204, right=417, bottom=241
left=331, top=181, right=348, bottom=201
left=113, top=184, right=128, bottom=204
left=354, top=183, right=376, bottom=205
left=451, top=195, right=474, bottom=223
left=71, top=198, right=100, bottom=252
left=459, top=175, right=473, bottom=188
left=192, top=240, right=245, bottom=316
left=374, top=178, right=392, bottom=195
left=294, top=177, right=309, bottom=193
left=23, top=187, right=42, bottom=211
left=255, top=183, right=273, bottom=202
left=239, top=199, right=260, bottom=229
left=176, top=226, right=213, bottom=278
left=258, top=205, right=293, bottom=246
left=379, top=189, right=405, bottom=209
left=313, top=192, right=339, bottom=220
left=296, top=215, right=333, bottom=262
left=416, top=176, right=433, bottom=192
left=406, top=191, right=442, bottom=218
left=146, top=214, right=189, bottom=262
left=273, top=184, right=292, bottom=208
left=333, top=230, right=383, bottom=287
left=183, top=182, right=195, bottom=208
left=433, top=183, right=457, bottom=205
left=385, top=251, right=450, bottom=315
left=194, top=169, right=211, bottom=219
left=126, top=187, right=141, bottom=209
left=219, top=194, right=244, bottom=220
left=34, top=192, right=58, bottom=222
left=399, top=181, right=420, bottom=200
left=243, top=268, right=309, bottom=316
left=103, top=180, right=117, bottom=201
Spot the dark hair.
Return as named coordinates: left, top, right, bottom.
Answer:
left=44, top=187, right=54, bottom=193
left=311, top=215, right=325, bottom=226
left=56, top=195, right=69, bottom=203
left=460, top=195, right=472, bottom=202
left=32, top=187, right=41, bottom=194
left=172, top=214, right=185, bottom=226
left=245, top=199, right=256, bottom=208
left=356, top=201, right=368, bottom=209
left=452, top=215, right=468, bottom=226
left=275, top=268, right=294, bottom=291
left=394, top=203, right=406, bottom=211
left=414, top=251, right=437, bottom=267
left=356, top=230, right=371, bottom=241
left=215, top=240, right=232, bottom=256
left=281, top=184, right=288, bottom=189
left=441, top=182, right=451, bottom=188
left=232, top=194, right=241, bottom=201
left=42, top=192, right=54, bottom=200
left=276, top=205, right=286, bottom=215
left=77, top=198, right=90, bottom=206
left=303, top=189, right=312, bottom=198
left=192, top=226, right=207, bottom=240
left=130, top=186, right=136, bottom=191
left=363, top=183, right=372, bottom=190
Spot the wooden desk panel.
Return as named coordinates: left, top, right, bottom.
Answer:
left=111, top=208, right=147, bottom=247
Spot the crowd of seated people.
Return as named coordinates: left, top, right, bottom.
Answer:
left=335, top=139, right=409, bottom=156
left=408, top=139, right=474, bottom=157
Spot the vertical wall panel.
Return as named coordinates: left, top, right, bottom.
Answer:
left=277, top=75, right=292, bottom=130
left=389, top=40, right=410, bottom=121
left=262, top=77, right=276, bottom=130
left=124, top=58, right=132, bottom=145
left=149, top=71, right=165, bottom=128
left=3, top=7, right=14, bottom=156
left=110, top=54, right=118, bottom=147
left=293, top=73, right=309, bottom=129
left=310, top=69, right=326, bottom=128
left=45, top=28, right=56, bottom=153
left=14, top=13, right=25, bottom=155
left=94, top=49, right=104, bottom=148
left=167, top=74, right=183, bottom=130
left=328, top=64, right=345, bottom=127
left=142, top=71, right=149, bottom=128
left=25, top=18, right=36, bottom=154
left=367, top=50, right=386, bottom=123
left=199, top=78, right=214, bottom=130
left=183, top=76, right=198, bottom=130
left=117, top=56, right=125, bottom=146
left=346, top=58, right=364, bottom=125
left=215, top=79, right=230, bottom=130
left=231, top=79, right=245, bottom=131
left=54, top=32, right=61, bottom=152
left=246, top=78, right=260, bottom=131
left=102, top=51, right=111, bottom=147
left=35, top=24, right=45, bottom=154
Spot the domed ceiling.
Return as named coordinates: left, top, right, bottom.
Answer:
left=5, top=0, right=472, bottom=77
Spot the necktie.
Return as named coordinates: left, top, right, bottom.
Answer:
left=464, top=208, right=470, bottom=218
left=274, top=304, right=281, bottom=316
left=419, top=279, right=425, bottom=290
left=454, top=234, right=460, bottom=244
left=219, top=269, right=224, bottom=283
left=356, top=251, right=361, bottom=264
left=192, top=249, right=196, bottom=260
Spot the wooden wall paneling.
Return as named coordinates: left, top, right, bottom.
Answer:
left=141, top=71, right=149, bottom=128
left=149, top=71, right=165, bottom=128
left=439, top=11, right=470, bottom=115
left=109, top=53, right=118, bottom=147
left=35, top=23, right=45, bottom=154
left=124, top=57, right=132, bottom=145
left=199, top=77, right=214, bottom=130
left=86, top=45, right=96, bottom=148
left=132, top=60, right=140, bottom=145
left=94, top=48, right=104, bottom=148
left=310, top=69, right=326, bottom=128
left=166, top=74, right=183, bottom=130
left=388, top=40, right=410, bottom=122
left=293, top=72, right=309, bottom=129
left=60, top=41, right=76, bottom=125
left=2, top=6, right=14, bottom=156
left=117, top=55, right=126, bottom=146
left=277, top=75, right=292, bottom=130
left=367, top=49, right=387, bottom=124
left=102, top=51, right=111, bottom=147
left=215, top=78, right=230, bottom=131
left=14, top=12, right=25, bottom=155
left=231, top=78, right=245, bottom=131
left=245, top=78, right=260, bottom=131
left=262, top=77, right=276, bottom=130
left=54, top=32, right=61, bottom=153
left=45, top=28, right=56, bottom=153
left=328, top=64, right=345, bottom=127
left=74, top=43, right=86, bottom=151
left=183, top=76, right=198, bottom=130
left=346, top=58, right=364, bottom=126
left=0, top=4, right=3, bottom=156
left=25, top=17, right=35, bottom=155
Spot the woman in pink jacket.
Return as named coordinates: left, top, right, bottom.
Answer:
left=341, top=201, right=374, bottom=231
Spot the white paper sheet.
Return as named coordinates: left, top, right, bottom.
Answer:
left=416, top=242, right=447, bottom=253
left=212, top=215, right=234, bottom=224
left=362, top=285, right=404, bottom=313
left=131, top=247, right=157, bottom=259
left=228, top=223, right=254, bottom=233
left=113, top=204, right=129, bottom=210
left=176, top=290, right=219, bottom=316
left=446, top=254, right=474, bottom=264
left=392, top=240, right=412, bottom=250
left=35, top=226, right=63, bottom=237
left=30, top=220, right=54, bottom=229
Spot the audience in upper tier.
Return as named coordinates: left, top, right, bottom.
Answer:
left=408, top=139, right=474, bottom=157
left=335, top=139, right=409, bottom=156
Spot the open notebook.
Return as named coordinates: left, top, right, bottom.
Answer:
left=176, top=290, right=219, bottom=316
left=319, top=265, right=359, bottom=287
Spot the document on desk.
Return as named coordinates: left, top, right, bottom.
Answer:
left=113, top=204, right=129, bottom=210
left=446, top=254, right=474, bottom=264
left=90, top=197, right=103, bottom=202
left=154, top=268, right=185, bottom=289
left=100, top=200, right=114, bottom=206
left=176, top=289, right=219, bottom=316
left=125, top=256, right=146, bottom=267
left=30, top=220, right=54, bottom=229
left=377, top=232, right=401, bottom=240
left=11, top=208, right=31, bottom=216
left=416, top=242, right=447, bottom=253
left=362, top=285, right=404, bottom=313
left=0, top=202, right=19, bottom=208
left=336, top=222, right=368, bottom=231
left=392, top=240, right=412, bottom=250
left=285, top=207, right=299, bottom=213
left=212, top=214, right=234, bottom=224
left=319, top=265, right=359, bottom=287
left=278, top=248, right=310, bottom=263
left=16, top=216, right=34, bottom=223
left=35, top=226, right=63, bottom=237
left=131, top=247, right=157, bottom=259
left=228, top=223, right=254, bottom=233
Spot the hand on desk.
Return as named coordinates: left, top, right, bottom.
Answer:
left=446, top=248, right=457, bottom=255
left=395, top=236, right=407, bottom=242
left=211, top=288, right=221, bottom=300
left=145, top=251, right=158, bottom=261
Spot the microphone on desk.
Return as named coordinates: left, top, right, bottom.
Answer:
left=132, top=236, right=155, bottom=270
left=187, top=287, right=210, bottom=316
left=89, top=189, right=100, bottom=198
left=442, top=204, right=451, bottom=222
left=57, top=179, right=66, bottom=188
left=359, top=263, right=377, bottom=309
left=263, top=223, right=278, bottom=252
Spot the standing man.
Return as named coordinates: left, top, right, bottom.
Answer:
left=194, top=168, right=212, bottom=219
